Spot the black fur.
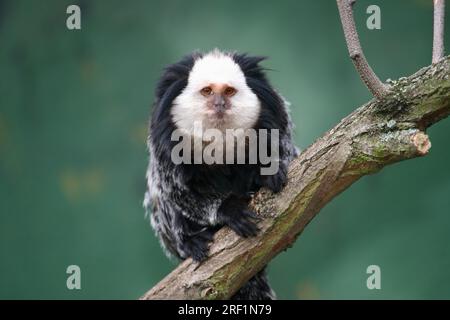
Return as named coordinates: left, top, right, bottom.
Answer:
left=146, top=51, right=298, bottom=300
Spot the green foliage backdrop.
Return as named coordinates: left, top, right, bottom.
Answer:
left=0, top=0, right=449, bottom=299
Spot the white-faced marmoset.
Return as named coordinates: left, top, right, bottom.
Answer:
left=144, top=49, right=298, bottom=299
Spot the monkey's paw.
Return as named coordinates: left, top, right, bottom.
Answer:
left=223, top=210, right=260, bottom=238
left=180, top=229, right=215, bottom=262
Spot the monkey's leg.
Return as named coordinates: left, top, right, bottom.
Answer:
left=230, top=268, right=276, bottom=300
left=172, top=212, right=217, bottom=262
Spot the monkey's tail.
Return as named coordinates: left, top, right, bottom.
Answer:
left=230, top=268, right=275, bottom=300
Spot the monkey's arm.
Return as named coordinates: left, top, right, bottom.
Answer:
left=258, top=161, right=288, bottom=193
left=258, top=131, right=297, bottom=193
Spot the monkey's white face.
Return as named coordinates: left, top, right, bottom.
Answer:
left=171, top=51, right=261, bottom=138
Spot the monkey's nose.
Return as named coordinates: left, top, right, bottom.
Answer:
left=214, top=102, right=226, bottom=113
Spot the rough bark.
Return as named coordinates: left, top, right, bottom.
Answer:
left=141, top=56, right=450, bottom=300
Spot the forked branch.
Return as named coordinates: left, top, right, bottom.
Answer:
left=141, top=2, right=448, bottom=300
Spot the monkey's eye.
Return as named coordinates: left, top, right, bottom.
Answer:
left=224, top=87, right=237, bottom=97
left=200, top=86, right=213, bottom=97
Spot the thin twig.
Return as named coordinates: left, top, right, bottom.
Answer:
left=336, top=0, right=389, bottom=98
left=433, top=0, right=446, bottom=63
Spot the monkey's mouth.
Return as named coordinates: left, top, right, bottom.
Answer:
left=200, top=115, right=229, bottom=132
left=214, top=110, right=226, bottom=120
left=205, top=109, right=231, bottom=123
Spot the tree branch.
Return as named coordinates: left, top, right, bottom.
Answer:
left=141, top=56, right=450, bottom=300
left=433, top=0, right=446, bottom=63
left=336, top=0, right=389, bottom=98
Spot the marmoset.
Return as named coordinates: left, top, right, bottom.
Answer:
left=144, top=49, right=298, bottom=300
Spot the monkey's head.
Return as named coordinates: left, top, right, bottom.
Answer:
left=171, top=50, right=261, bottom=136
left=151, top=49, right=287, bottom=147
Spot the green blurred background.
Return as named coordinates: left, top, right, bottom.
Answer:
left=0, top=0, right=449, bottom=299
